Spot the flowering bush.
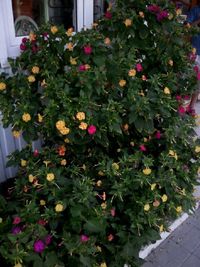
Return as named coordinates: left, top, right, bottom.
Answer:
left=0, top=0, right=200, bottom=266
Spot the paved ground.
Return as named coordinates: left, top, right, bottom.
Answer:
left=141, top=101, right=200, bottom=267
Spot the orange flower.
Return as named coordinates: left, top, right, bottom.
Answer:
left=51, top=26, right=58, bottom=34
left=128, top=69, right=136, bottom=77
left=57, top=145, right=66, bottom=156
left=124, top=19, right=132, bottom=27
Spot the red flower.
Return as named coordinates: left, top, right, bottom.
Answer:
left=80, top=234, right=89, bottom=242
left=175, top=95, right=182, bottom=101
left=155, top=131, right=161, bottom=139
left=83, top=45, right=92, bottom=55
left=13, top=216, right=21, bottom=225
left=79, top=65, right=86, bottom=71
left=178, top=106, right=186, bottom=115
left=140, top=144, right=147, bottom=152
left=108, top=234, right=114, bottom=241
left=37, top=219, right=47, bottom=226
left=87, top=125, right=97, bottom=135
left=20, top=43, right=27, bottom=51
left=105, top=11, right=112, bottom=19
left=136, top=63, right=143, bottom=72
left=33, top=149, right=39, bottom=157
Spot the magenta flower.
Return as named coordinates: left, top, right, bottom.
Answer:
left=189, top=53, right=197, bottom=61
left=110, top=208, right=116, bottom=217
left=136, top=63, right=143, bottom=72
left=105, top=11, right=112, bottom=19
left=20, top=43, right=27, bottom=51
left=13, top=216, right=21, bottom=225
left=87, top=125, right=97, bottom=135
left=33, top=240, right=45, bottom=253
left=140, top=144, right=147, bottom=152
left=178, top=106, right=186, bottom=115
left=157, top=10, right=168, bottom=22
left=83, top=45, right=92, bottom=55
left=33, top=149, right=39, bottom=157
left=22, top=37, right=28, bottom=43
left=155, top=131, right=161, bottom=139
left=11, top=226, right=21, bottom=235
left=80, top=234, right=90, bottom=243
left=44, top=235, right=52, bottom=245
left=79, top=65, right=86, bottom=72
left=194, top=65, right=199, bottom=73
left=147, top=4, right=160, bottom=13
left=183, top=95, right=190, bottom=100
left=197, top=72, right=200, bottom=80
left=175, top=95, right=182, bottom=101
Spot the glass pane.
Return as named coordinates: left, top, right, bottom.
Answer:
left=12, top=0, right=76, bottom=36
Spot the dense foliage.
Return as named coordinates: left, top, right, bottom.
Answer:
left=0, top=0, right=200, bottom=266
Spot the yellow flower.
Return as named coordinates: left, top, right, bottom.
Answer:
left=70, top=56, right=78, bottom=65
left=192, top=48, right=196, bottom=55
left=51, top=26, right=58, bottom=34
left=14, top=263, right=22, bottom=267
left=169, top=150, right=178, bottom=160
left=55, top=203, right=64, bottom=212
left=164, top=87, right=171, bottom=95
left=151, top=183, right=157, bottom=191
left=144, top=137, right=148, bottom=142
left=66, top=42, right=74, bottom=51
left=98, top=171, right=105, bottom=176
left=21, top=159, right=27, bottom=167
left=22, top=113, right=31, bottom=122
left=195, top=146, right=200, bottom=153
left=32, top=66, right=40, bottom=74
left=38, top=113, right=43, bottom=123
left=112, top=163, right=119, bottom=171
left=41, top=79, right=47, bottom=87
left=28, top=174, right=35, bottom=183
left=60, top=127, right=70, bottom=135
left=43, top=160, right=51, bottom=167
left=176, top=8, right=182, bottom=16
left=27, top=75, right=35, bottom=83
left=144, top=204, right=150, bottom=211
left=12, top=130, right=21, bottom=138
left=104, top=37, right=111, bottom=45
left=130, top=141, right=135, bottom=146
left=40, top=200, right=46, bottom=206
left=46, top=173, right=55, bottom=182
left=168, top=60, right=173, bottom=66
left=96, top=246, right=102, bottom=252
left=159, top=224, right=164, bottom=233
left=29, top=32, right=36, bottom=41
left=96, top=180, right=102, bottom=187
left=124, top=18, right=132, bottom=27
left=64, top=138, right=70, bottom=143
left=61, top=159, right=67, bottom=166
left=128, top=69, right=136, bottom=77
left=176, top=206, right=182, bottom=213
left=100, top=263, right=107, bottom=267
left=0, top=82, right=6, bottom=91
left=119, top=79, right=126, bottom=87
left=143, top=168, right=152, bottom=175
left=76, top=112, right=86, bottom=121
left=79, top=122, right=88, bottom=130
left=66, top=27, right=73, bottom=36
left=161, top=194, right=168, bottom=202
left=101, top=202, right=107, bottom=210
left=56, top=120, right=66, bottom=130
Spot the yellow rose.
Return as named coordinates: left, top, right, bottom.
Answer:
left=0, top=82, right=6, bottom=91
left=56, top=120, right=66, bottom=130
left=168, top=13, right=174, bottom=20
left=46, top=173, right=55, bottom=182
left=104, top=37, right=111, bottom=45
left=164, top=87, right=171, bottom=95
left=32, top=66, right=40, bottom=74
left=70, top=56, right=77, bottom=65
left=195, top=146, right=200, bottom=153
left=151, top=183, right=157, bottom=191
left=176, top=206, right=182, bottom=213
left=28, top=174, right=35, bottom=183
left=143, top=168, right=152, bottom=175
left=51, top=26, right=58, bottom=34
left=124, top=18, right=132, bottom=27
left=144, top=204, right=150, bottom=211
left=66, top=42, right=74, bottom=51
left=55, top=203, right=64, bottom=212
left=14, top=263, right=22, bottom=267
left=100, top=263, right=107, bottom=267
left=168, top=60, right=173, bottom=66
left=38, top=113, right=43, bottom=123
left=112, top=163, right=119, bottom=171
left=66, top=27, right=73, bottom=36
left=79, top=122, right=88, bottom=130
left=60, top=127, right=70, bottom=135
left=101, top=202, right=107, bottom=210
left=64, top=138, right=70, bottom=143
left=192, top=48, right=196, bottom=55
left=76, top=112, right=86, bottom=121
left=27, top=75, right=36, bottom=83
left=119, top=79, right=126, bottom=87
left=161, top=194, right=168, bottom=202
left=40, top=200, right=46, bottom=206
left=22, top=113, right=31, bottom=122
left=128, top=69, right=136, bottom=77
left=159, top=224, right=164, bottom=233
left=12, top=130, right=21, bottom=138
left=139, top=11, right=145, bottom=18
left=21, top=159, right=27, bottom=167
left=61, top=159, right=67, bottom=166
left=96, top=180, right=102, bottom=187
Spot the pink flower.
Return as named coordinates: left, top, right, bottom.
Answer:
left=33, top=149, right=39, bottom=157
left=80, top=234, right=89, bottom=242
left=194, top=65, right=199, bottom=73
left=84, top=45, right=92, bottom=55
left=110, top=208, right=116, bottom=217
left=44, top=235, right=52, bottom=245
left=79, top=65, right=86, bottom=71
left=20, top=43, right=27, bottom=51
left=13, top=216, right=21, bottom=225
left=197, top=72, right=200, bottom=80
left=136, top=63, right=143, bottom=72
left=37, top=219, right=47, bottom=226
left=183, top=95, right=190, bottom=100
left=155, top=131, right=161, bottom=139
left=178, top=105, right=186, bottom=115
left=175, top=95, right=182, bottom=101
left=34, top=240, right=45, bottom=253
left=140, top=144, right=147, bottom=152
left=87, top=125, right=97, bottom=135
left=147, top=4, right=160, bottom=13
left=157, top=10, right=168, bottom=21
left=11, top=226, right=21, bottom=235
left=189, top=53, right=196, bottom=61
left=105, top=11, right=112, bottom=19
